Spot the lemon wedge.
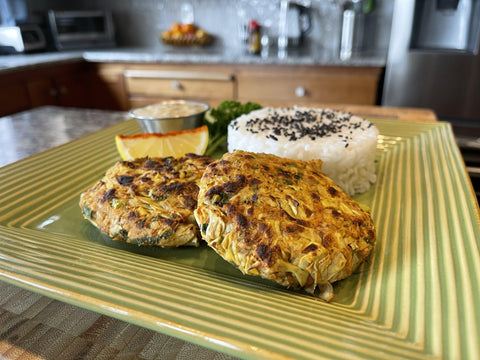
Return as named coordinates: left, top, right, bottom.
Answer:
left=115, top=125, right=209, bottom=160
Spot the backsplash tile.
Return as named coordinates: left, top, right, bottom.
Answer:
left=25, top=0, right=393, bottom=59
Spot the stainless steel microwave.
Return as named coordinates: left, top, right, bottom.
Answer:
left=47, top=10, right=115, bottom=50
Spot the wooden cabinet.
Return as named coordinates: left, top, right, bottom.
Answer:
left=88, top=63, right=129, bottom=111
left=54, top=71, right=92, bottom=108
left=0, top=62, right=95, bottom=117
left=26, top=78, right=58, bottom=107
left=113, top=62, right=383, bottom=109
left=0, top=81, right=31, bottom=116
left=0, top=60, right=384, bottom=117
left=26, top=72, right=91, bottom=108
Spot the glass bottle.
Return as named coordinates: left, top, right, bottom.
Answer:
left=247, top=19, right=261, bottom=55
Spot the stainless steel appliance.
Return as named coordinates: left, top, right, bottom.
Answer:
left=47, top=10, right=115, bottom=51
left=382, top=0, right=480, bottom=120
left=0, top=0, right=45, bottom=54
left=278, top=0, right=312, bottom=53
left=382, top=0, right=480, bottom=200
left=0, top=24, right=46, bottom=54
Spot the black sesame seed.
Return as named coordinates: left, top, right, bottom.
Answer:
left=238, top=107, right=371, bottom=143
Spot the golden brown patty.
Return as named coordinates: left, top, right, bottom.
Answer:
left=194, top=150, right=376, bottom=300
left=80, top=154, right=215, bottom=247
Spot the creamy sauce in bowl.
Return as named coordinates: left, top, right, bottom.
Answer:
left=131, top=101, right=208, bottom=119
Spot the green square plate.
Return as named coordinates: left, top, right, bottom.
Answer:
left=0, top=118, right=479, bottom=359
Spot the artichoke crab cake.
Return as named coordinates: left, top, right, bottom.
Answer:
left=194, top=150, right=375, bottom=301
left=80, top=154, right=214, bottom=247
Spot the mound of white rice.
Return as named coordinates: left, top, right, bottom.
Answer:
left=227, top=107, right=379, bottom=196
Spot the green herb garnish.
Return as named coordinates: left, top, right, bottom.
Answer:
left=203, top=100, right=262, bottom=157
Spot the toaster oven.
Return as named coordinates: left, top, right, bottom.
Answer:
left=47, top=10, right=115, bottom=50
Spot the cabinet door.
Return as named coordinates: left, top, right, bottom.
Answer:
left=89, top=64, right=129, bottom=110
left=27, top=78, right=57, bottom=107
left=54, top=72, right=92, bottom=108
left=0, top=83, right=30, bottom=117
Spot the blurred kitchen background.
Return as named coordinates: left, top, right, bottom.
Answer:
left=1, top=0, right=392, bottom=58
left=1, top=0, right=480, bottom=198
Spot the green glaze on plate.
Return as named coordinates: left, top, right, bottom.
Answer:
left=0, top=118, right=479, bottom=359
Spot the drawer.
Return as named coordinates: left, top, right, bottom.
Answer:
left=124, top=69, right=235, bottom=101
left=237, top=66, right=382, bottom=106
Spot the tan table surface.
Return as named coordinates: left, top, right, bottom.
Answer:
left=0, top=105, right=438, bottom=359
left=301, top=103, right=438, bottom=122
left=0, top=281, right=237, bottom=360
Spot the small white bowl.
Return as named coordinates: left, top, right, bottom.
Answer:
left=129, top=100, right=210, bottom=133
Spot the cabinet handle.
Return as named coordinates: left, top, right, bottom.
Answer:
left=49, top=88, right=58, bottom=97
left=59, top=86, right=67, bottom=94
left=295, top=86, right=306, bottom=98
left=171, top=80, right=182, bottom=90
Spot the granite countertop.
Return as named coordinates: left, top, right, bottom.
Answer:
left=0, top=106, right=128, bottom=168
left=0, top=46, right=386, bottom=73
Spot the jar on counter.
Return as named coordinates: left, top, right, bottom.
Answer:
left=247, top=19, right=261, bottom=55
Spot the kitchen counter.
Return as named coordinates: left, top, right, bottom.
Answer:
left=0, top=46, right=386, bottom=73
left=0, top=106, right=128, bottom=168
left=0, top=51, right=84, bottom=72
